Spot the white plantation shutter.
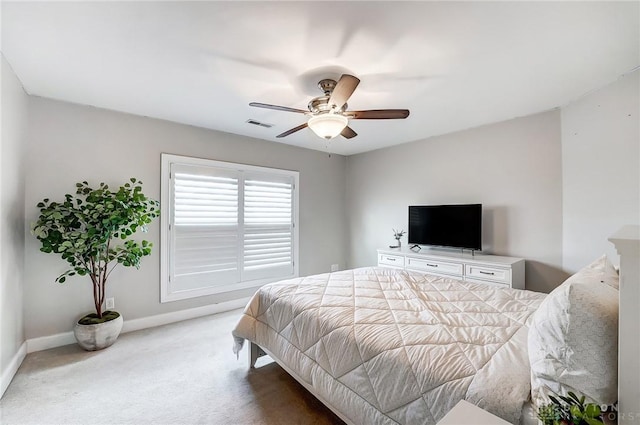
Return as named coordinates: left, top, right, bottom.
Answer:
left=161, top=155, right=298, bottom=302
left=171, top=165, right=240, bottom=291
left=242, top=175, right=294, bottom=281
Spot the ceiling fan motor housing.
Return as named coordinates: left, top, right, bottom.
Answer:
left=318, top=79, right=337, bottom=95
left=308, top=79, right=348, bottom=114
left=308, top=96, right=347, bottom=114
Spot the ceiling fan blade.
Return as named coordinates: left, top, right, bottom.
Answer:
left=329, top=74, right=360, bottom=110
left=276, top=123, right=308, bottom=138
left=341, top=126, right=357, bottom=139
left=348, top=109, right=410, bottom=120
left=249, top=102, right=308, bottom=114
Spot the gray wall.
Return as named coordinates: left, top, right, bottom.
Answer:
left=346, top=110, right=567, bottom=293
left=1, top=56, right=27, bottom=379
left=23, top=97, right=347, bottom=339
left=561, top=71, right=640, bottom=272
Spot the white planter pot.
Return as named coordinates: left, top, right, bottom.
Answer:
left=73, top=313, right=123, bottom=351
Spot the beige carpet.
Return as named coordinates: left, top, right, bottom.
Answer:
left=0, top=309, right=345, bottom=425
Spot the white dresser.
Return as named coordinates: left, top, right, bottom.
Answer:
left=377, top=247, right=525, bottom=289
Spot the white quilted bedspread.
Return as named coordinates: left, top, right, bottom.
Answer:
left=232, top=267, right=546, bottom=425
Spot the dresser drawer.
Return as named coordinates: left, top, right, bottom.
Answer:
left=465, top=264, right=511, bottom=284
left=406, top=257, right=463, bottom=277
left=378, top=253, right=405, bottom=267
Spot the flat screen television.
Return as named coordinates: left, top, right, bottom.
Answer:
left=408, top=204, right=482, bottom=251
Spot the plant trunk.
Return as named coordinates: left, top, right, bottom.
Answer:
left=100, top=277, right=106, bottom=316
left=90, top=255, right=103, bottom=319
left=96, top=240, right=110, bottom=317
left=93, top=278, right=103, bottom=319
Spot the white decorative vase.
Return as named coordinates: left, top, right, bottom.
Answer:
left=73, top=313, right=123, bottom=351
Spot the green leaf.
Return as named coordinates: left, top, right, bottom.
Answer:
left=559, top=395, right=574, bottom=406
left=585, top=404, right=601, bottom=418
left=567, top=392, right=580, bottom=404
left=570, top=405, right=582, bottom=419
left=548, top=396, right=562, bottom=406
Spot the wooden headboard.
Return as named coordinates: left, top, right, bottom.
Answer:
left=609, top=225, right=640, bottom=425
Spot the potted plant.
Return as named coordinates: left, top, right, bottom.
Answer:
left=537, top=391, right=606, bottom=425
left=391, top=229, right=405, bottom=248
left=32, top=178, right=159, bottom=351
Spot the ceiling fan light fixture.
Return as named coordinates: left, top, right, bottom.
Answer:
left=308, top=113, right=348, bottom=140
left=250, top=73, right=409, bottom=140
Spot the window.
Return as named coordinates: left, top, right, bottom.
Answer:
left=161, top=154, right=299, bottom=302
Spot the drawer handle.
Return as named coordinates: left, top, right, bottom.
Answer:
left=479, top=271, right=495, bottom=276
left=386, top=257, right=396, bottom=261
left=426, top=263, right=438, bottom=268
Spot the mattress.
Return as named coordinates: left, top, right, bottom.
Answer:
left=233, top=267, right=546, bottom=425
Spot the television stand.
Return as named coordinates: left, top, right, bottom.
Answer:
left=377, top=247, right=525, bottom=289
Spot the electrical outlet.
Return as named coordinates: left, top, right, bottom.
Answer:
left=106, top=297, right=115, bottom=310
left=330, top=264, right=339, bottom=272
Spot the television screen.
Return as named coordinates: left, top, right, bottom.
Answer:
left=408, top=204, right=482, bottom=250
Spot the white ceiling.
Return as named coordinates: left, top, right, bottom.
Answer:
left=2, top=1, right=639, bottom=156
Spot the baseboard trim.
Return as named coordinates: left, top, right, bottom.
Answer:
left=26, top=331, right=76, bottom=353
left=26, top=297, right=250, bottom=354
left=1, top=342, right=27, bottom=399
left=121, top=297, right=249, bottom=333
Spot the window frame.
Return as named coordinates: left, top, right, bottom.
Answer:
left=160, top=153, right=299, bottom=303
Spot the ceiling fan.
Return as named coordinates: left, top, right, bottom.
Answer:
left=249, top=74, right=410, bottom=140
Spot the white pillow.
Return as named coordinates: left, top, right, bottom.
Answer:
left=528, top=261, right=619, bottom=407
left=581, top=254, right=619, bottom=290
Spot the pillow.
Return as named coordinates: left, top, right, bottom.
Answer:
left=528, top=260, right=619, bottom=407
left=568, top=254, right=619, bottom=290
left=595, top=255, right=619, bottom=290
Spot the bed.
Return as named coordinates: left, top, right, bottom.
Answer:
left=232, top=226, right=639, bottom=425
